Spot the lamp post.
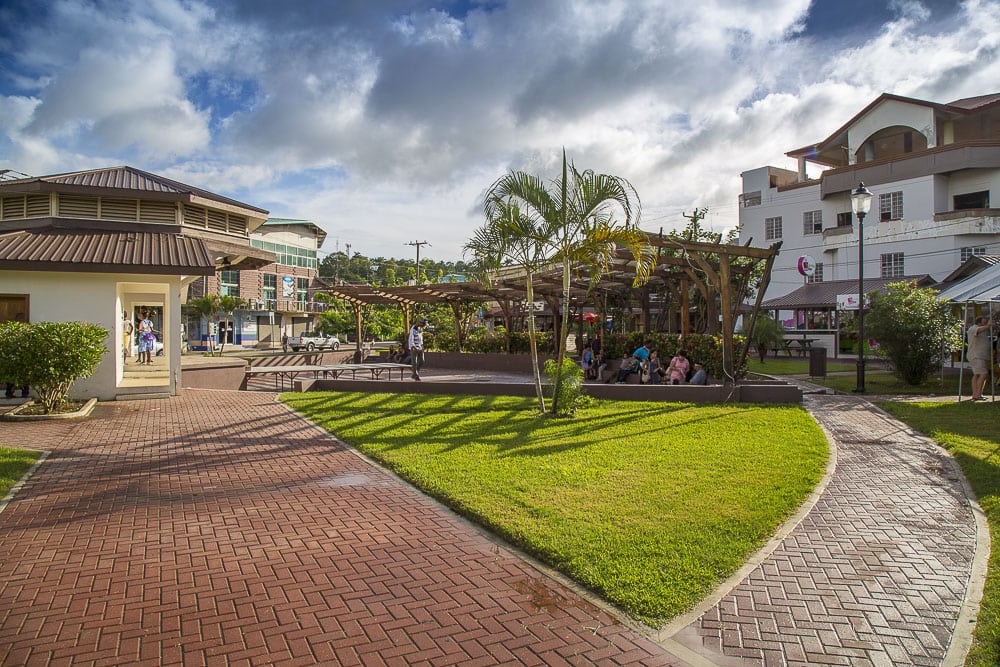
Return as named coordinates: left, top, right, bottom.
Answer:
left=851, top=182, right=873, bottom=393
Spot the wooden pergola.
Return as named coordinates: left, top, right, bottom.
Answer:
left=316, top=233, right=781, bottom=379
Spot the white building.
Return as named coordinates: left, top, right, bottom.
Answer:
left=740, top=92, right=1000, bottom=302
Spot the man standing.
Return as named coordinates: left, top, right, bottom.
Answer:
left=408, top=318, right=428, bottom=381
left=968, top=315, right=993, bottom=401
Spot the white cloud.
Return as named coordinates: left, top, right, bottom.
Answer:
left=1, top=0, right=997, bottom=260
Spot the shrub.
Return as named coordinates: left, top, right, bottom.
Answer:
left=866, top=281, right=961, bottom=385
left=544, top=357, right=588, bottom=416
left=0, top=321, right=108, bottom=413
left=740, top=314, right=785, bottom=362
left=602, top=332, right=745, bottom=380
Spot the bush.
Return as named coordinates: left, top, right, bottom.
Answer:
left=866, top=281, right=961, bottom=385
left=602, top=332, right=746, bottom=380
left=544, top=357, right=588, bottom=416
left=0, top=321, right=108, bottom=413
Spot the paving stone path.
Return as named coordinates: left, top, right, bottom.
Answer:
left=0, top=388, right=986, bottom=666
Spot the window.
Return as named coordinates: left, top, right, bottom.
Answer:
left=807, top=262, right=824, bottom=284
left=836, top=212, right=853, bottom=228
left=879, top=191, right=903, bottom=221
left=250, top=239, right=318, bottom=269
left=220, top=270, right=239, bottom=297
left=740, top=191, right=761, bottom=207
left=954, top=191, right=990, bottom=210
left=961, top=246, right=987, bottom=262
left=263, top=274, right=277, bottom=302
left=881, top=253, right=904, bottom=278
left=803, top=210, right=822, bottom=235
left=765, top=216, right=782, bottom=241
left=296, top=277, right=309, bottom=305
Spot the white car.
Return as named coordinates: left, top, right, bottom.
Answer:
left=131, top=340, right=164, bottom=357
left=289, top=333, right=341, bottom=352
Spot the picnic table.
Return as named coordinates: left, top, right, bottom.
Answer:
left=245, top=363, right=412, bottom=391
left=782, top=338, right=816, bottom=357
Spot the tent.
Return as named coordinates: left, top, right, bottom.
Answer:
left=937, top=263, right=1000, bottom=401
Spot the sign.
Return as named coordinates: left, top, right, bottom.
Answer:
left=797, top=255, right=816, bottom=277
left=281, top=275, right=295, bottom=298
left=837, top=293, right=868, bottom=311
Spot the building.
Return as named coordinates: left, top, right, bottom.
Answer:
left=740, top=92, right=1000, bottom=303
left=186, top=218, right=328, bottom=349
left=0, top=166, right=274, bottom=400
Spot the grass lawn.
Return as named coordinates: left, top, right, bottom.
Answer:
left=0, top=446, right=41, bottom=498
left=283, top=391, right=828, bottom=625
left=878, top=401, right=1000, bottom=667
left=747, top=358, right=856, bottom=376
left=809, top=371, right=974, bottom=396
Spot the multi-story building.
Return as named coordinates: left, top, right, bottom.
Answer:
left=187, top=218, right=328, bottom=348
left=740, top=92, right=1000, bottom=302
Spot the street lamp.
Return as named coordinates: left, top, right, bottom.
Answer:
left=851, top=182, right=873, bottom=393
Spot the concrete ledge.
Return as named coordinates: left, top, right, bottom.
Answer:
left=181, top=357, right=247, bottom=390
left=296, top=378, right=802, bottom=404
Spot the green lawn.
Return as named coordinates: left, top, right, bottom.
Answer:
left=809, top=371, right=974, bottom=396
left=747, top=358, right=856, bottom=376
left=0, top=446, right=41, bottom=498
left=878, top=401, right=1000, bottom=667
left=283, top=391, right=828, bottom=625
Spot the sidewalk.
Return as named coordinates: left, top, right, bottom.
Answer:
left=0, top=387, right=986, bottom=665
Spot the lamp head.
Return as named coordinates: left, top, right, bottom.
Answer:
left=851, top=182, right=873, bottom=216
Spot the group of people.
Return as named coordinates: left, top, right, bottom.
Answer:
left=122, top=309, right=158, bottom=365
left=609, top=341, right=707, bottom=386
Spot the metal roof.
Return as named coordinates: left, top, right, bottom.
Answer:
left=0, top=227, right=216, bottom=275
left=761, top=275, right=935, bottom=310
left=0, top=165, right=268, bottom=215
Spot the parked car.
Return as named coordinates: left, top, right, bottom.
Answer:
left=131, top=339, right=164, bottom=357
left=289, top=333, right=341, bottom=352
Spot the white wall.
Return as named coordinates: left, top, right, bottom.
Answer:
left=1, top=270, right=180, bottom=400
left=848, top=99, right=936, bottom=159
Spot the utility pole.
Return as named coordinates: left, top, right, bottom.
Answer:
left=345, top=243, right=352, bottom=284
left=405, top=240, right=430, bottom=285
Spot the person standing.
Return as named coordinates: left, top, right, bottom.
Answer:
left=122, top=310, right=134, bottom=361
left=281, top=331, right=289, bottom=353
left=968, top=315, right=993, bottom=401
left=408, top=318, right=428, bottom=381
left=137, top=311, right=156, bottom=365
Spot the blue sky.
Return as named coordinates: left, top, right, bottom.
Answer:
left=0, top=0, right=995, bottom=261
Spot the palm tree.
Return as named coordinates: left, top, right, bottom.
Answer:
left=467, top=197, right=549, bottom=413
left=216, top=295, right=246, bottom=355
left=188, top=295, right=220, bottom=355
left=485, top=151, right=653, bottom=415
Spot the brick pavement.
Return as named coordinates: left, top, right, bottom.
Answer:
left=663, top=392, right=984, bottom=666
left=0, top=388, right=985, bottom=666
left=0, top=391, right=672, bottom=666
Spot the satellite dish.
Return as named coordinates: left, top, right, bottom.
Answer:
left=797, top=255, right=816, bottom=277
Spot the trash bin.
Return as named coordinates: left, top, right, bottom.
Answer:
left=809, top=346, right=827, bottom=377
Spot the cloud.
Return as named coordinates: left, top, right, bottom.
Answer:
left=0, top=0, right=997, bottom=260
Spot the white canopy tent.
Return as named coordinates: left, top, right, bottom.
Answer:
left=937, top=264, right=1000, bottom=401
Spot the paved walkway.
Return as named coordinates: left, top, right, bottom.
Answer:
left=0, top=387, right=986, bottom=666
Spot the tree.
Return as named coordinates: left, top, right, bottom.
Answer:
left=740, top=313, right=785, bottom=362
left=187, top=295, right=220, bottom=354
left=0, top=321, right=107, bottom=413
left=866, top=281, right=961, bottom=385
left=484, top=150, right=652, bottom=415
left=467, top=197, right=550, bottom=413
left=216, top=295, right=246, bottom=355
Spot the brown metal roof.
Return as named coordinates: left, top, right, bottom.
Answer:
left=0, top=227, right=216, bottom=275
left=0, top=165, right=268, bottom=215
left=760, top=275, right=935, bottom=310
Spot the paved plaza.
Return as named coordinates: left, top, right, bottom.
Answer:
left=0, top=385, right=987, bottom=666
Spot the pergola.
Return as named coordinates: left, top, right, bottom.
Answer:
left=316, top=233, right=781, bottom=379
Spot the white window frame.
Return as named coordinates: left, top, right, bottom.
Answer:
left=807, top=262, right=824, bottom=283
left=880, top=252, right=904, bottom=278
left=961, top=246, right=987, bottom=262
left=879, top=191, right=903, bottom=221
left=803, top=210, right=822, bottom=235
left=765, top=216, right=782, bottom=241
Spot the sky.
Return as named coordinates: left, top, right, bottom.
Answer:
left=1, top=0, right=998, bottom=263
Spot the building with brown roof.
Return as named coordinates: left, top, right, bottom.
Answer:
left=0, top=166, right=275, bottom=400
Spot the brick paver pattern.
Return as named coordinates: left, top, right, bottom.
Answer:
left=672, top=393, right=978, bottom=666
left=0, top=391, right=671, bottom=666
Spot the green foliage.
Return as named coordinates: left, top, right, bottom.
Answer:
left=741, top=314, right=786, bottom=362
left=866, top=282, right=961, bottom=385
left=602, top=332, right=746, bottom=380
left=0, top=321, right=108, bottom=413
left=284, top=391, right=828, bottom=625
left=544, top=357, right=587, bottom=416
